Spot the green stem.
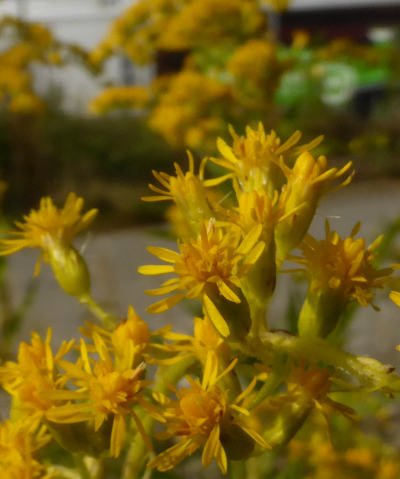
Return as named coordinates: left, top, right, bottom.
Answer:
left=79, top=294, right=118, bottom=328
left=229, top=460, right=247, bottom=479
left=258, top=331, right=400, bottom=392
left=122, top=356, right=197, bottom=479
left=73, top=455, right=91, bottom=479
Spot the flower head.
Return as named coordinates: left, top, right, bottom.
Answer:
left=0, top=193, right=97, bottom=256
left=0, top=193, right=97, bottom=296
left=149, top=360, right=269, bottom=474
left=139, top=220, right=265, bottom=337
left=276, top=153, right=353, bottom=265
left=0, top=329, right=74, bottom=417
left=0, top=418, right=52, bottom=479
left=142, top=153, right=225, bottom=237
left=46, top=333, right=151, bottom=457
left=212, top=124, right=323, bottom=195
left=292, top=221, right=392, bottom=309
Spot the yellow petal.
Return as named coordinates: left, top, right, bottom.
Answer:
left=390, top=291, right=400, bottom=308
left=237, top=224, right=262, bottom=256
left=138, top=265, right=175, bottom=275
left=217, top=280, right=240, bottom=303
left=110, top=414, right=126, bottom=457
left=146, top=246, right=180, bottom=263
left=217, top=137, right=238, bottom=164
left=202, top=424, right=221, bottom=468
left=147, top=293, right=186, bottom=314
left=148, top=439, right=194, bottom=472
left=203, top=295, right=229, bottom=338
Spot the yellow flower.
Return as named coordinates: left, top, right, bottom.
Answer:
left=154, top=314, right=230, bottom=371
left=286, top=363, right=355, bottom=421
left=0, top=329, right=74, bottom=418
left=148, top=70, right=232, bottom=149
left=46, top=333, right=152, bottom=457
left=0, top=193, right=97, bottom=296
left=212, top=123, right=323, bottom=195
left=80, top=305, right=168, bottom=366
left=0, top=193, right=97, bottom=256
left=148, top=359, right=270, bottom=474
left=294, top=221, right=392, bottom=307
left=89, top=85, right=149, bottom=114
left=111, top=305, right=151, bottom=355
left=139, top=220, right=265, bottom=337
left=292, top=221, right=392, bottom=337
left=0, top=418, right=52, bottom=479
left=142, top=153, right=227, bottom=237
left=276, top=152, right=353, bottom=265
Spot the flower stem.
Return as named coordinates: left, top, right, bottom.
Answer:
left=79, top=294, right=118, bottom=328
left=230, top=460, right=247, bottom=479
left=73, top=455, right=91, bottom=479
left=259, top=331, right=400, bottom=392
left=122, top=356, right=197, bottom=479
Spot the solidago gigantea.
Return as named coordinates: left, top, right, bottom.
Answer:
left=275, top=152, right=354, bottom=266
left=148, top=359, right=270, bottom=474
left=292, top=221, right=393, bottom=337
left=0, top=193, right=97, bottom=297
left=0, top=418, right=52, bottom=479
left=212, top=123, right=323, bottom=195
left=141, top=152, right=226, bottom=237
left=139, top=220, right=265, bottom=338
left=2, top=120, right=400, bottom=478
left=0, top=329, right=74, bottom=418
left=46, top=333, right=152, bottom=458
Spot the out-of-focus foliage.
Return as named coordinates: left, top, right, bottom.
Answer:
left=89, top=0, right=400, bottom=159
left=0, top=112, right=178, bottom=225
left=89, top=0, right=293, bottom=151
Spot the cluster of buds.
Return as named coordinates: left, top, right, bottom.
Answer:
left=1, top=122, right=400, bottom=479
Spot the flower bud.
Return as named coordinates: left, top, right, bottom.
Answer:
left=112, top=306, right=150, bottom=353
left=48, top=243, right=91, bottom=297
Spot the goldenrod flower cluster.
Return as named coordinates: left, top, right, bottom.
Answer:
left=1, top=121, right=400, bottom=478
left=0, top=16, right=92, bottom=113
left=89, top=0, right=292, bottom=149
left=289, top=423, right=400, bottom=479
left=89, top=86, right=149, bottom=114
left=90, top=0, right=265, bottom=67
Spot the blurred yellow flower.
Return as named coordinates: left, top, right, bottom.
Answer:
left=0, top=418, right=52, bottom=479
left=89, top=86, right=149, bottom=114
left=0, top=329, right=74, bottom=417
left=0, top=193, right=97, bottom=295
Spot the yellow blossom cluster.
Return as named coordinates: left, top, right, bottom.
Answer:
left=0, top=16, right=91, bottom=113
left=89, top=86, right=149, bottom=114
left=289, top=426, right=400, bottom=479
left=148, top=70, right=234, bottom=150
left=89, top=0, right=293, bottom=149
left=1, top=120, right=400, bottom=477
left=0, top=418, right=52, bottom=479
left=90, top=0, right=265, bottom=66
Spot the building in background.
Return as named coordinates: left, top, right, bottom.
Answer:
left=0, top=0, right=399, bottom=112
left=0, top=0, right=154, bottom=112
